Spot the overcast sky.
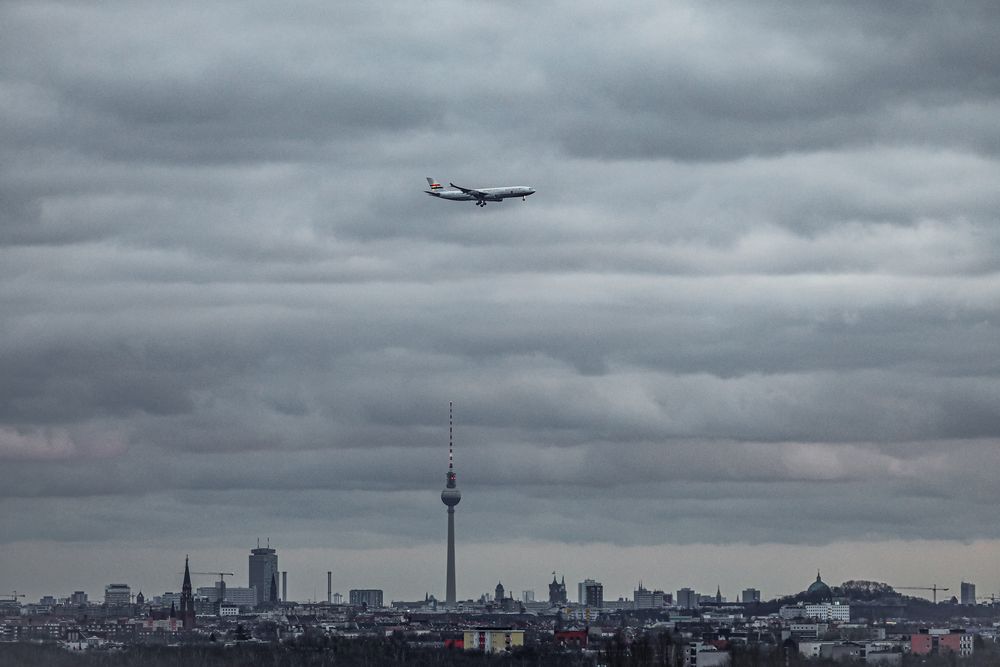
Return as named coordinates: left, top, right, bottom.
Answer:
left=2, top=1, right=1000, bottom=604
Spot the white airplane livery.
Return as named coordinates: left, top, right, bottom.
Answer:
left=424, top=178, right=535, bottom=207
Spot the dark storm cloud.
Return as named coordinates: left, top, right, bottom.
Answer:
left=2, top=0, right=1000, bottom=599
left=4, top=2, right=998, bottom=172
left=537, top=1, right=1000, bottom=160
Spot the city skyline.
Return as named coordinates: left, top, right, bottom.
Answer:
left=3, top=2, right=1000, bottom=606
left=6, top=533, right=998, bottom=606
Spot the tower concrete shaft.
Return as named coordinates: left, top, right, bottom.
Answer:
left=440, top=402, right=461, bottom=606
left=446, top=506, right=456, bottom=605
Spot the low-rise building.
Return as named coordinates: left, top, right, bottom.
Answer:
left=804, top=602, right=850, bottom=622
left=463, top=628, right=524, bottom=654
left=911, top=629, right=973, bottom=657
left=686, top=641, right=730, bottom=666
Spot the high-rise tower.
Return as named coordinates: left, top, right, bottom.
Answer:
left=440, top=402, right=462, bottom=606
left=249, top=540, right=278, bottom=607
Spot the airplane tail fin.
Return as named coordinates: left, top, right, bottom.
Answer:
left=425, top=177, right=443, bottom=190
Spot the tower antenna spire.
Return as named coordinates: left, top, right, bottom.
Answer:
left=449, top=401, right=454, bottom=471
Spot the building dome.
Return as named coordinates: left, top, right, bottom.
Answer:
left=806, top=571, right=833, bottom=601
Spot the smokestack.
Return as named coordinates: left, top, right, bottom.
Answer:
left=327, top=572, right=332, bottom=604
left=282, top=571, right=288, bottom=603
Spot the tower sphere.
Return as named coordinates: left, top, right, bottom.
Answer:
left=441, top=487, right=462, bottom=507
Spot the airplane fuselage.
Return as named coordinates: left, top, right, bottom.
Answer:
left=428, top=186, right=535, bottom=202
left=424, top=179, right=535, bottom=206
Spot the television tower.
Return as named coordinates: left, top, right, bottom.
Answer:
left=441, top=401, right=462, bottom=606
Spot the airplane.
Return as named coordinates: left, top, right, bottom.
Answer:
left=424, top=178, right=535, bottom=207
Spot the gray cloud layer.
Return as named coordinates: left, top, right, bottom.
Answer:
left=2, top=0, right=999, bottom=597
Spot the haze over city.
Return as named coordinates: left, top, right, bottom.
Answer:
left=2, top=0, right=1000, bottom=608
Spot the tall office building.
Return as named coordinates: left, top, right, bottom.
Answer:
left=249, top=542, right=278, bottom=607
left=349, top=589, right=384, bottom=608
left=578, top=579, right=601, bottom=605
left=635, top=584, right=668, bottom=609
left=960, top=582, right=976, bottom=606
left=104, top=584, right=130, bottom=606
left=742, top=588, right=761, bottom=604
left=440, top=402, right=462, bottom=606
left=583, top=581, right=604, bottom=609
left=677, top=587, right=698, bottom=609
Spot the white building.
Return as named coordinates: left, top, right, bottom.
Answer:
left=686, top=641, right=731, bottom=666
left=804, top=602, right=850, bottom=622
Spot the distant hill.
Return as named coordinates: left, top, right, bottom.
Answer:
left=833, top=580, right=896, bottom=601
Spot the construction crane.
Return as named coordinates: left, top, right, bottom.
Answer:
left=190, top=571, right=235, bottom=582
left=896, top=585, right=950, bottom=604
left=3, top=592, right=26, bottom=602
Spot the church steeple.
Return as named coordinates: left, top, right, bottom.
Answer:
left=179, top=555, right=196, bottom=629
left=548, top=572, right=568, bottom=605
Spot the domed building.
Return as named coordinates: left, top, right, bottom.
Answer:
left=805, top=570, right=833, bottom=602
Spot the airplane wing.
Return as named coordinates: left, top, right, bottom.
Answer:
left=449, top=183, right=488, bottom=199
